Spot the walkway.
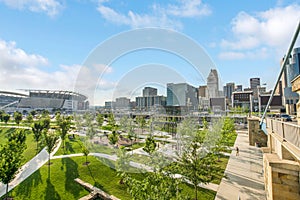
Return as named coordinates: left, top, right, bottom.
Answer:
left=215, top=130, right=266, bottom=200
left=0, top=139, right=62, bottom=198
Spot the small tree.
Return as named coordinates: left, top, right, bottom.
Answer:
left=26, top=114, right=33, bottom=124
left=57, top=117, right=71, bottom=149
left=3, top=114, right=10, bottom=124
left=82, top=145, right=90, bottom=164
left=32, top=121, right=45, bottom=153
left=0, top=110, right=4, bottom=122
left=96, top=113, right=104, bottom=128
left=44, top=130, right=59, bottom=177
left=108, top=130, right=119, bottom=148
left=13, top=111, right=22, bottom=125
left=143, top=136, right=156, bottom=155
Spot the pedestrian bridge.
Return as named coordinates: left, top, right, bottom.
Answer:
left=249, top=117, right=300, bottom=200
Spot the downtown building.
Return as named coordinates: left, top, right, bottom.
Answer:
left=136, top=87, right=166, bottom=111
left=282, top=47, right=300, bottom=115
left=167, top=83, right=198, bottom=110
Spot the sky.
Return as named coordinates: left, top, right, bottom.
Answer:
left=0, top=0, right=299, bottom=105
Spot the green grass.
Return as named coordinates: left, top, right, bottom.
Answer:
left=129, top=154, right=151, bottom=164
left=80, top=137, right=116, bottom=155
left=211, top=155, right=230, bottom=184
left=0, top=127, right=41, bottom=164
left=125, top=142, right=145, bottom=151
left=54, top=136, right=84, bottom=156
left=6, top=156, right=215, bottom=200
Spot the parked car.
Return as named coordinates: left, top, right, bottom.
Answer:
left=280, top=114, right=292, bottom=122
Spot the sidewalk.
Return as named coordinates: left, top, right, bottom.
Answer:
left=215, top=130, right=266, bottom=200
left=0, top=138, right=62, bottom=198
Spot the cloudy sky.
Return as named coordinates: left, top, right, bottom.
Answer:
left=0, top=0, right=299, bottom=105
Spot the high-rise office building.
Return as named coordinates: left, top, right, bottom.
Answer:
left=166, top=83, right=198, bottom=109
left=198, top=85, right=207, bottom=98
left=142, top=87, right=157, bottom=97
left=207, top=69, right=219, bottom=98
left=223, top=82, right=235, bottom=100
left=282, top=47, right=300, bottom=115
left=136, top=87, right=166, bottom=110
left=250, top=78, right=260, bottom=90
left=236, top=85, right=243, bottom=92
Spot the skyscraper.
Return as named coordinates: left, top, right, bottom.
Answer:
left=223, top=82, right=235, bottom=101
left=207, top=69, right=219, bottom=98
left=166, top=83, right=198, bottom=109
left=282, top=47, right=300, bottom=115
left=250, top=78, right=260, bottom=90
left=142, top=87, right=157, bottom=97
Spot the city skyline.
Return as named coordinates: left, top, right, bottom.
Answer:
left=0, top=0, right=300, bottom=105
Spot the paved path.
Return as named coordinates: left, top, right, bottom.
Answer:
left=0, top=138, right=62, bottom=198
left=215, top=130, right=266, bottom=200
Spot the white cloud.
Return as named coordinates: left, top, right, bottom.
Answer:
left=97, top=0, right=211, bottom=30
left=0, top=0, right=63, bottom=16
left=0, top=39, right=48, bottom=69
left=219, top=48, right=269, bottom=60
left=219, top=4, right=300, bottom=60
left=167, top=0, right=211, bottom=18
left=97, top=4, right=182, bottom=30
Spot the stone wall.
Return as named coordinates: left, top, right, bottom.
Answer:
left=263, top=154, right=300, bottom=200
left=248, top=117, right=267, bottom=147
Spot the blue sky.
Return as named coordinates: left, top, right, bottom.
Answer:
left=0, top=0, right=299, bottom=105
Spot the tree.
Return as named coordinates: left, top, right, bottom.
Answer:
left=57, top=116, right=71, bottom=149
left=136, top=116, right=146, bottom=135
left=108, top=130, right=119, bottom=148
left=30, top=110, right=37, bottom=117
left=0, top=110, right=4, bottom=122
left=96, top=113, right=104, bottom=128
left=44, top=130, right=59, bottom=177
left=13, top=111, right=22, bottom=125
left=26, top=114, right=33, bottom=124
left=143, top=135, right=156, bottom=155
left=123, top=169, right=187, bottom=200
left=127, top=118, right=136, bottom=153
left=0, top=130, right=27, bottom=199
left=82, top=145, right=90, bottom=164
left=32, top=120, right=46, bottom=153
left=3, top=114, right=10, bottom=124
left=202, top=117, right=208, bottom=130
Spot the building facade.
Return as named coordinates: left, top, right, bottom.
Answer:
left=207, top=69, right=219, bottom=98
left=166, top=83, right=198, bottom=110
left=282, top=47, right=300, bottom=115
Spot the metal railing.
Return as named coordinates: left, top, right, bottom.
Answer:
left=266, top=118, right=300, bottom=148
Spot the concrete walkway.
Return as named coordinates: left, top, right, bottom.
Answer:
left=0, top=138, right=62, bottom=198
left=215, top=130, right=266, bottom=200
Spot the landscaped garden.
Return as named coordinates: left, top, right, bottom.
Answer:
left=0, top=111, right=238, bottom=200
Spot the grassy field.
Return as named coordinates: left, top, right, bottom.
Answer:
left=55, top=136, right=84, bottom=156
left=6, top=156, right=216, bottom=200
left=0, top=127, right=40, bottom=164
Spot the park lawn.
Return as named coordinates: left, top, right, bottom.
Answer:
left=0, top=127, right=39, bottom=165
left=54, top=136, right=84, bottom=156
left=6, top=155, right=216, bottom=200
left=211, top=155, right=230, bottom=184
left=80, top=137, right=116, bottom=155
left=130, top=154, right=151, bottom=164
left=7, top=156, right=132, bottom=200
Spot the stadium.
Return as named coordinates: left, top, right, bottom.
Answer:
left=0, top=90, right=89, bottom=112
